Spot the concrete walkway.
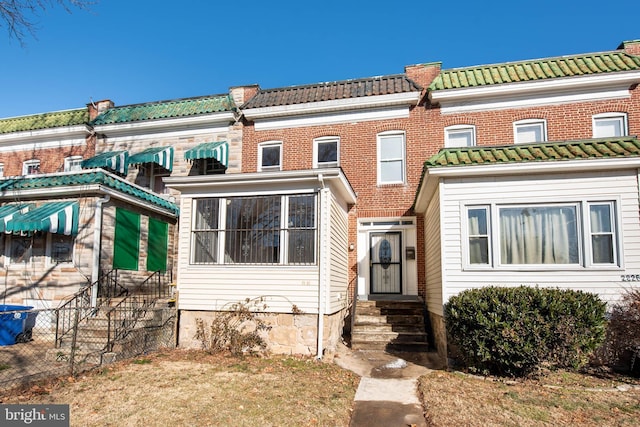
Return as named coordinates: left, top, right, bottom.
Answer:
left=333, top=343, right=445, bottom=427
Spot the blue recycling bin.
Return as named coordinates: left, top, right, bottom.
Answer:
left=0, top=305, right=37, bottom=346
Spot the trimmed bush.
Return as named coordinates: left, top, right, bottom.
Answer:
left=444, top=286, right=606, bottom=377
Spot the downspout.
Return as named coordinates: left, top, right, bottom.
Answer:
left=91, top=195, right=110, bottom=308
left=316, top=173, right=325, bottom=359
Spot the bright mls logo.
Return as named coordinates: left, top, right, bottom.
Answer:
left=1, top=404, right=69, bottom=426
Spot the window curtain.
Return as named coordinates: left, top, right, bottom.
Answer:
left=499, top=206, right=578, bottom=264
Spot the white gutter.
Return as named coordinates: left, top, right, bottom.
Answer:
left=90, top=195, right=110, bottom=308
left=316, top=173, right=325, bottom=359
left=429, top=71, right=640, bottom=104
left=243, top=92, right=421, bottom=120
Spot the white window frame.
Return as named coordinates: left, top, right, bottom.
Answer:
left=377, top=131, right=406, bottom=185
left=463, top=200, right=621, bottom=270
left=190, top=194, right=317, bottom=266
left=592, top=112, right=628, bottom=138
left=513, top=119, right=547, bottom=144
left=258, top=141, right=283, bottom=172
left=313, top=136, right=340, bottom=168
left=0, top=163, right=4, bottom=177
left=445, top=125, right=476, bottom=148
left=22, top=159, right=40, bottom=175
left=64, top=156, right=83, bottom=172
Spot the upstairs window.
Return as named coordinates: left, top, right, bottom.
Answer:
left=377, top=131, right=406, bottom=185
left=593, top=113, right=627, bottom=138
left=514, top=119, right=547, bottom=144
left=22, top=159, right=40, bottom=175
left=0, top=163, right=4, bottom=177
left=445, top=125, right=476, bottom=148
left=258, top=141, right=282, bottom=171
left=64, top=156, right=83, bottom=172
left=313, top=137, right=339, bottom=168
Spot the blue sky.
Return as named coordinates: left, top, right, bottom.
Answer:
left=0, top=0, right=638, bottom=118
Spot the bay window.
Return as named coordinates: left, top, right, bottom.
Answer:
left=191, top=194, right=316, bottom=265
left=465, top=201, right=619, bottom=268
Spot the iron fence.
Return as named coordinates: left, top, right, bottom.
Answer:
left=0, top=305, right=176, bottom=391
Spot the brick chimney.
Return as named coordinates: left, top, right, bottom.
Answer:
left=229, top=85, right=260, bottom=106
left=618, top=39, right=640, bottom=56
left=405, top=62, right=442, bottom=90
left=87, top=99, right=114, bottom=120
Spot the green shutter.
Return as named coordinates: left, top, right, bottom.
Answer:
left=147, top=217, right=168, bottom=272
left=113, top=208, right=140, bottom=271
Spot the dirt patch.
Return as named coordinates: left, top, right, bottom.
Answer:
left=0, top=349, right=359, bottom=427
left=418, top=369, right=640, bottom=427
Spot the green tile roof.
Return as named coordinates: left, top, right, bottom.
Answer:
left=424, top=137, right=640, bottom=168
left=92, top=94, right=236, bottom=125
left=429, top=51, right=640, bottom=90
left=0, top=170, right=179, bottom=216
left=0, top=108, right=89, bottom=135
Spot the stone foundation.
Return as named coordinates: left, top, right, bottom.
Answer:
left=427, top=311, right=448, bottom=363
left=178, top=309, right=347, bottom=357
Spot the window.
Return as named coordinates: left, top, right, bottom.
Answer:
left=258, top=141, right=282, bottom=171
left=377, top=131, right=406, bottom=184
left=64, top=156, right=83, bottom=172
left=22, top=159, right=40, bottom=175
left=514, top=119, right=547, bottom=144
left=50, top=234, right=74, bottom=263
left=467, top=207, right=490, bottom=265
left=593, top=113, right=628, bottom=138
left=200, top=158, right=225, bottom=175
left=313, top=137, right=339, bottom=168
left=191, top=194, right=316, bottom=265
left=465, top=201, right=619, bottom=268
left=0, top=163, right=4, bottom=177
left=8, top=233, right=45, bottom=264
left=445, top=125, right=476, bottom=148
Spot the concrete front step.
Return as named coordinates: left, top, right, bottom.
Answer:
left=351, top=298, right=429, bottom=352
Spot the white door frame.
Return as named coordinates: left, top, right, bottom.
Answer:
left=356, top=217, right=417, bottom=299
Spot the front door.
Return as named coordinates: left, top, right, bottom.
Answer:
left=370, top=232, right=402, bottom=294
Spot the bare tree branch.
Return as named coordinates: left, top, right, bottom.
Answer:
left=0, top=0, right=94, bottom=45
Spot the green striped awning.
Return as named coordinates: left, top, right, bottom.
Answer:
left=128, top=146, right=174, bottom=172
left=81, top=151, right=129, bottom=174
left=184, top=141, right=229, bottom=167
left=7, top=201, right=79, bottom=236
left=0, top=204, right=31, bottom=233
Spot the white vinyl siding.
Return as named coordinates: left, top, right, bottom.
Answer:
left=593, top=113, right=627, bottom=138
left=177, top=186, right=351, bottom=315
left=437, top=170, right=639, bottom=305
left=327, top=192, right=349, bottom=314
left=424, top=186, right=443, bottom=315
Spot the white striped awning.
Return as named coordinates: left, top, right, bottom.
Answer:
left=6, top=201, right=79, bottom=236
left=0, top=204, right=31, bottom=234
left=128, top=146, right=174, bottom=172
left=184, top=141, right=228, bottom=167
left=81, top=151, right=129, bottom=174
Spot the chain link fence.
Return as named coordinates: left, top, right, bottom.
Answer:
left=0, top=304, right=176, bottom=390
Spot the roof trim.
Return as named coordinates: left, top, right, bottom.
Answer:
left=243, top=92, right=421, bottom=120
left=92, top=111, right=235, bottom=137
left=429, top=70, right=640, bottom=105
left=165, top=168, right=357, bottom=205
